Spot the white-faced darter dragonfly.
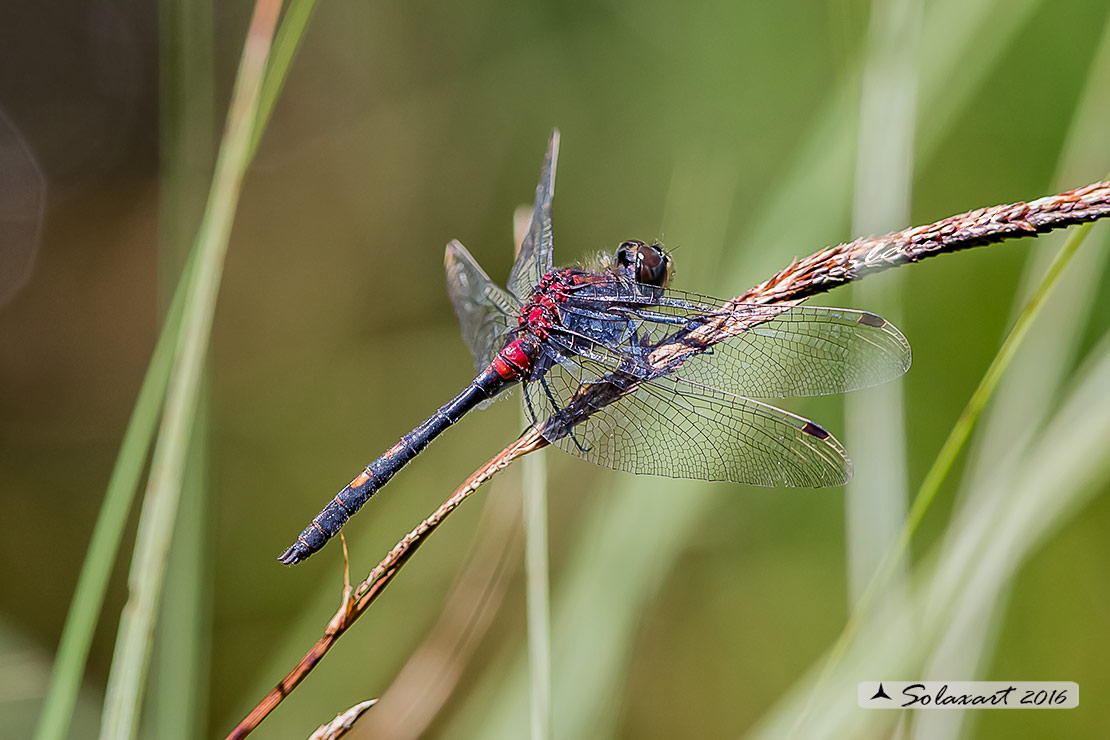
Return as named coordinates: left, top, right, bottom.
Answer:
left=279, top=131, right=911, bottom=565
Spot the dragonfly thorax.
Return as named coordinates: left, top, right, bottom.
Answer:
left=513, top=263, right=664, bottom=369
left=517, top=268, right=578, bottom=338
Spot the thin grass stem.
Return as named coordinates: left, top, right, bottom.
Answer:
left=523, top=451, right=551, bottom=740
left=98, top=3, right=281, bottom=738
left=36, top=1, right=315, bottom=737
left=152, top=0, right=215, bottom=736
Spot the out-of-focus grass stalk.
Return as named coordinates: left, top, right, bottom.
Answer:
left=813, top=9, right=1110, bottom=727
left=515, top=207, right=551, bottom=740
left=751, top=326, right=1110, bottom=739
left=841, top=0, right=919, bottom=731
left=152, top=1, right=215, bottom=738
left=844, top=0, right=919, bottom=607
left=913, top=20, right=1110, bottom=736
left=728, top=0, right=1046, bottom=281
left=34, top=2, right=316, bottom=738
left=98, top=4, right=281, bottom=739
left=808, top=206, right=1100, bottom=719
left=523, top=453, right=550, bottom=740
left=152, top=399, right=210, bottom=740
left=892, top=217, right=1097, bottom=577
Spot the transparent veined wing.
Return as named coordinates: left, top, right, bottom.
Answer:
left=507, top=130, right=559, bottom=301
left=525, top=350, right=851, bottom=488
left=670, top=302, right=911, bottom=399
left=444, top=239, right=520, bottom=373
left=548, top=286, right=911, bottom=398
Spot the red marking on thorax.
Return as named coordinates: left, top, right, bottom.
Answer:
left=570, top=272, right=606, bottom=286
left=499, top=267, right=607, bottom=379
left=518, top=268, right=580, bottom=338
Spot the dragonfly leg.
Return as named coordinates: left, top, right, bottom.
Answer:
left=539, top=372, right=591, bottom=453
left=523, top=379, right=541, bottom=425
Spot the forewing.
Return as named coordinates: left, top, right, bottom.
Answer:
left=525, top=354, right=850, bottom=488
left=507, top=130, right=559, bottom=300
left=561, top=288, right=911, bottom=398
left=445, top=239, right=519, bottom=372
left=675, top=303, right=912, bottom=398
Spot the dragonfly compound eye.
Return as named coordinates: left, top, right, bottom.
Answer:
left=635, top=243, right=671, bottom=287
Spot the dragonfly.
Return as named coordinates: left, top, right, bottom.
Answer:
left=279, top=131, right=912, bottom=565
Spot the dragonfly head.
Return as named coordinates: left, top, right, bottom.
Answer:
left=615, top=240, right=673, bottom=288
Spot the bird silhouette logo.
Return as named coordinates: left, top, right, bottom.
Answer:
left=870, top=683, right=892, bottom=701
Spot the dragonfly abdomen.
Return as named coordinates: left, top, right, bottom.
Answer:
left=278, top=348, right=532, bottom=565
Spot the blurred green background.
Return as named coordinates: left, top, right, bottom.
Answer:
left=2, top=0, right=1110, bottom=738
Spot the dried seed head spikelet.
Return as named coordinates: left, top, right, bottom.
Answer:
left=737, top=181, right=1110, bottom=307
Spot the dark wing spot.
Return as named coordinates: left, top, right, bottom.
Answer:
left=801, top=421, right=830, bottom=440
left=856, top=312, right=886, bottom=328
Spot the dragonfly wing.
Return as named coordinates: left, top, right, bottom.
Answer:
left=525, top=354, right=850, bottom=487
left=445, top=239, right=520, bottom=372
left=507, top=130, right=559, bottom=301
left=673, top=303, right=912, bottom=398
left=562, top=289, right=911, bottom=398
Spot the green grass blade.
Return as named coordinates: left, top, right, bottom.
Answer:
left=912, top=20, right=1110, bottom=736
left=749, top=323, right=1110, bottom=739
left=98, top=4, right=281, bottom=739
left=151, top=397, right=210, bottom=740
left=804, top=208, right=1101, bottom=720
left=34, top=2, right=314, bottom=736
left=896, top=216, right=1098, bottom=570
left=152, top=0, right=215, bottom=736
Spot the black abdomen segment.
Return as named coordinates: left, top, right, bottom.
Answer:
left=279, top=367, right=512, bottom=564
